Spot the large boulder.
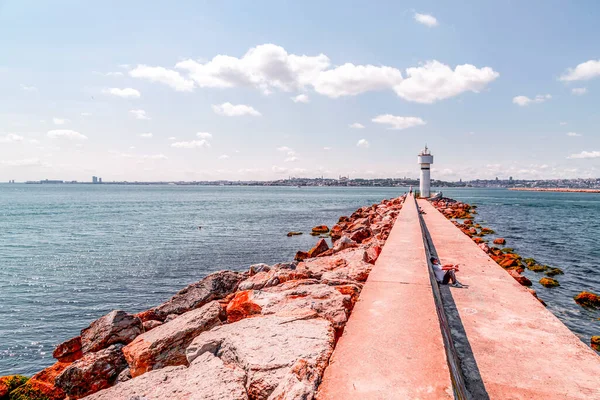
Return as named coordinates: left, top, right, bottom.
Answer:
left=53, top=336, right=83, bottom=363
left=226, top=283, right=351, bottom=329
left=186, top=314, right=335, bottom=400
left=55, top=344, right=127, bottom=399
left=238, top=268, right=310, bottom=291
left=307, top=239, right=329, bottom=258
left=81, top=352, right=248, bottom=400
left=138, top=271, right=244, bottom=322
left=81, top=310, right=142, bottom=354
left=574, top=291, right=600, bottom=308
left=9, top=362, right=69, bottom=400
left=122, top=301, right=222, bottom=378
left=296, top=248, right=366, bottom=280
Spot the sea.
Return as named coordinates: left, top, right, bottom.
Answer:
left=0, top=185, right=599, bottom=375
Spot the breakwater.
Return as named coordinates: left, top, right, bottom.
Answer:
left=509, top=188, right=600, bottom=193
left=0, top=195, right=404, bottom=399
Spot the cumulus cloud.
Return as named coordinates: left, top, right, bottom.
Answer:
left=285, top=156, right=299, bottom=162
left=131, top=44, right=497, bottom=103
left=139, top=133, right=153, bottom=138
left=512, top=94, right=551, bottom=106
left=568, top=150, right=600, bottom=159
left=414, top=13, right=438, bottom=27
left=372, top=115, right=426, bottom=130
left=0, top=133, right=25, bottom=143
left=212, top=102, right=261, bottom=117
left=393, top=61, right=499, bottom=103
left=196, top=132, right=213, bottom=139
left=291, top=94, right=309, bottom=103
left=47, top=129, right=87, bottom=140
left=53, top=117, right=69, bottom=125
left=356, top=139, right=370, bottom=148
left=129, top=65, right=195, bottom=91
left=20, top=84, right=37, bottom=92
left=218, top=154, right=230, bottom=160
left=277, top=146, right=294, bottom=153
left=171, top=140, right=210, bottom=149
left=567, top=132, right=582, bottom=137
left=560, top=60, right=600, bottom=81
left=571, top=87, right=587, bottom=95
left=103, top=88, right=141, bottom=98
left=349, top=122, right=365, bottom=129
left=130, top=109, right=150, bottom=120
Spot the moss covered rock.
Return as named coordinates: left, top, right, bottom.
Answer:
left=539, top=277, right=560, bottom=288
left=591, top=336, right=600, bottom=351
left=574, top=291, right=600, bottom=308
left=545, top=267, right=564, bottom=277
left=527, top=264, right=548, bottom=273
left=523, top=258, right=537, bottom=267
left=480, top=227, right=495, bottom=235
left=0, top=375, right=28, bottom=400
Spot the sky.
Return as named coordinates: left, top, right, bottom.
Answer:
left=1, top=0, right=599, bottom=182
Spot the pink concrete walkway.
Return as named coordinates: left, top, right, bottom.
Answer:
left=318, top=195, right=453, bottom=400
left=418, top=199, right=600, bottom=399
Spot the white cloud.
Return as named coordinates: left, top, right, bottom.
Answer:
left=560, top=121, right=568, bottom=126
left=130, top=109, right=150, bottom=120
left=20, top=84, right=37, bottom=92
left=568, top=150, right=600, bottom=159
left=277, top=146, right=293, bottom=153
left=103, top=87, right=141, bottom=98
left=512, top=94, right=551, bottom=106
left=393, top=61, right=499, bottom=103
left=139, top=133, right=153, bottom=138
left=349, top=122, right=365, bottom=129
left=560, top=60, right=600, bottom=81
left=175, top=44, right=330, bottom=93
left=171, top=140, right=210, bottom=149
left=212, top=102, right=261, bottom=117
left=272, top=165, right=288, bottom=173
left=0, top=133, right=25, bottom=143
left=218, top=154, right=230, bottom=160
left=314, top=64, right=403, bottom=97
left=28, top=139, right=40, bottom=144
left=112, top=151, right=168, bottom=160
left=47, top=129, right=87, bottom=140
left=1, top=158, right=41, bottom=167
left=291, top=94, right=309, bottom=103
left=414, top=13, right=438, bottom=27
left=129, top=65, right=195, bottom=92
left=356, top=139, right=370, bottom=148
left=372, top=114, right=426, bottom=130
left=81, top=112, right=92, bottom=117
left=285, top=156, right=299, bottom=162
left=571, top=87, right=587, bottom=95
left=196, top=132, right=213, bottom=139
left=567, top=132, right=582, bottom=137
left=105, top=71, right=124, bottom=77
left=53, top=117, right=69, bottom=125
left=323, top=147, right=332, bottom=151
left=168, top=136, right=176, bottom=140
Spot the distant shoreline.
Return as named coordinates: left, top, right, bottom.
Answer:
left=509, top=188, right=600, bottom=193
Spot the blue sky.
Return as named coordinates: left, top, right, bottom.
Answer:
left=1, top=0, right=599, bottom=181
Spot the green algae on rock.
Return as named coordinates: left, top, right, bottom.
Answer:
left=0, top=375, right=28, bottom=400
left=523, top=258, right=537, bottom=267
left=539, top=277, right=560, bottom=288
left=574, top=291, right=600, bottom=309
left=527, top=264, right=548, bottom=273
left=545, top=267, right=564, bottom=277
left=591, top=336, right=600, bottom=351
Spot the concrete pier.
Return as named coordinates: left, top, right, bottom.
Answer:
left=318, top=195, right=600, bottom=399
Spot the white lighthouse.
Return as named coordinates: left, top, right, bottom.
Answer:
left=417, top=146, right=433, bottom=198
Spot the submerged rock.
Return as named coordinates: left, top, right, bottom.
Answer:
left=287, top=231, right=302, bottom=237
left=81, top=310, right=142, bottom=354
left=539, top=277, right=560, bottom=288
left=574, top=291, right=600, bottom=308
left=493, top=238, right=506, bottom=245
left=55, top=344, right=127, bottom=399
left=545, top=267, right=564, bottom=277
left=186, top=314, right=335, bottom=399
left=526, top=264, right=548, bottom=273
left=311, top=225, right=329, bottom=234
left=123, top=301, right=222, bottom=378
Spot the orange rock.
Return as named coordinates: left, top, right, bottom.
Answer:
left=574, top=291, right=600, bottom=308
left=226, top=290, right=263, bottom=323
left=539, top=277, right=560, bottom=288
left=591, top=336, right=600, bottom=351
left=10, top=362, right=70, bottom=400
left=0, top=375, right=28, bottom=398
left=364, top=245, right=382, bottom=265
left=311, top=225, right=329, bottom=234
left=308, top=238, right=329, bottom=258
left=472, top=237, right=484, bottom=244
left=493, top=238, right=506, bottom=245
left=507, top=269, right=532, bottom=286
left=294, top=251, right=310, bottom=261
left=329, top=224, right=344, bottom=241
left=53, top=336, right=83, bottom=363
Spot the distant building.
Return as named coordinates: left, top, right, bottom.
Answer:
left=99, top=177, right=102, bottom=183
left=92, top=176, right=98, bottom=184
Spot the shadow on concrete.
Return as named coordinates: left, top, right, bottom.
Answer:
left=417, top=203, right=490, bottom=400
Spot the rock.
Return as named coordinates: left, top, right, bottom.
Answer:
left=52, top=336, right=82, bottom=363
left=472, top=237, right=484, bottom=244
left=307, top=238, right=329, bottom=258
left=0, top=375, right=28, bottom=399
left=226, top=283, right=351, bottom=329
left=363, top=245, right=382, bottom=265
left=122, top=301, right=222, bottom=378
left=349, top=228, right=371, bottom=244
left=539, top=277, right=560, bottom=288
left=478, top=243, right=490, bottom=253
left=332, top=236, right=357, bottom=253
left=480, top=227, right=495, bottom=235
left=545, top=267, right=564, bottom=276
left=501, top=248, right=514, bottom=253
left=286, top=231, right=302, bottom=237
left=507, top=270, right=532, bottom=286
left=139, top=271, right=244, bottom=322
left=294, top=251, right=310, bottom=262
left=527, top=264, right=548, bottom=272
left=116, top=368, right=131, bottom=383
left=248, top=263, right=271, bottom=275
left=238, top=268, right=310, bottom=291
left=338, top=216, right=350, bottom=223
left=164, top=314, right=178, bottom=323
left=81, top=310, right=143, bottom=354
left=574, top=291, right=600, bottom=308
left=463, top=219, right=473, bottom=225
left=311, top=225, right=329, bottom=234
left=297, top=248, right=367, bottom=280
left=523, top=258, right=537, bottom=266
left=591, top=336, right=600, bottom=351
left=82, top=352, right=248, bottom=400
left=186, top=314, right=335, bottom=399
left=493, top=238, right=506, bottom=245
left=10, top=362, right=69, bottom=400
left=329, top=224, right=344, bottom=241
left=498, top=257, right=521, bottom=268
left=55, top=344, right=128, bottom=399
left=142, top=320, right=163, bottom=332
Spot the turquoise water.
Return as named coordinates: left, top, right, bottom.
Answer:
left=0, top=185, right=598, bottom=375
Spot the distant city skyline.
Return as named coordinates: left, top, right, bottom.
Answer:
left=1, top=1, right=599, bottom=182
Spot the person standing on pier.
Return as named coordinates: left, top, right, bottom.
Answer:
left=430, top=257, right=463, bottom=288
